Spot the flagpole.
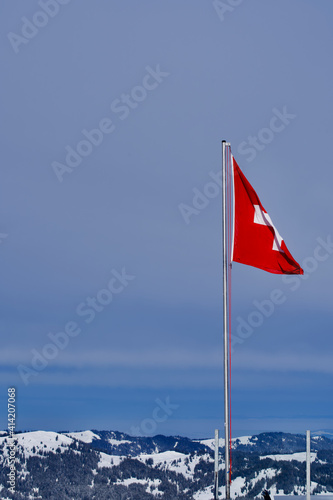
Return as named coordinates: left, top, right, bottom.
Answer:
left=222, top=140, right=231, bottom=499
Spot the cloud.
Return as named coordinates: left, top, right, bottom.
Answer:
left=4, top=346, right=221, bottom=369
left=233, top=349, right=333, bottom=375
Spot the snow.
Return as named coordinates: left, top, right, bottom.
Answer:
left=120, top=478, right=147, bottom=486
left=254, top=468, right=277, bottom=481
left=145, top=478, right=161, bottom=497
left=250, top=467, right=277, bottom=491
left=97, top=452, right=125, bottom=468
left=140, top=450, right=186, bottom=466
left=230, top=475, right=247, bottom=497
left=275, top=496, right=333, bottom=499
left=138, top=450, right=213, bottom=480
left=116, top=478, right=161, bottom=497
left=108, top=438, right=131, bottom=446
left=65, top=431, right=132, bottom=447
left=137, top=451, right=214, bottom=479
left=193, top=486, right=214, bottom=499
left=196, top=434, right=256, bottom=450
left=66, top=431, right=101, bottom=443
left=0, top=431, right=73, bottom=458
left=195, top=438, right=215, bottom=450
left=261, top=452, right=317, bottom=462
left=2, top=430, right=332, bottom=499
left=216, top=469, right=277, bottom=499
left=232, top=435, right=255, bottom=447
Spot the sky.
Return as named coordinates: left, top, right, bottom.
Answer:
left=0, top=0, right=333, bottom=439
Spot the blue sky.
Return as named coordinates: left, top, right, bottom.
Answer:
left=1, top=0, right=333, bottom=439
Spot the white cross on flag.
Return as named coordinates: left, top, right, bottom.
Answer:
left=231, top=157, right=303, bottom=275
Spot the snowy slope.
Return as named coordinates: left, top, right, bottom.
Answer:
left=66, top=430, right=101, bottom=443
left=0, top=431, right=73, bottom=459
left=137, top=450, right=214, bottom=480
left=196, top=434, right=257, bottom=451
left=1, top=430, right=333, bottom=499
left=261, top=451, right=317, bottom=462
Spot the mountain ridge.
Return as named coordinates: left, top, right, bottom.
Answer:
left=1, top=430, right=333, bottom=499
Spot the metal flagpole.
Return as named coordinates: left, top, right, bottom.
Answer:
left=306, top=430, right=311, bottom=500
left=222, top=140, right=231, bottom=499
left=214, top=429, right=219, bottom=499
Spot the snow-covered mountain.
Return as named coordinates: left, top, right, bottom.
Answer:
left=1, top=430, right=333, bottom=499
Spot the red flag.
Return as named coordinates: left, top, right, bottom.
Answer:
left=231, top=156, right=303, bottom=275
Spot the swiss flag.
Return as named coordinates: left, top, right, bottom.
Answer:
left=231, top=156, right=303, bottom=275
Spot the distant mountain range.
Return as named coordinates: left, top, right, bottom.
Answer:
left=1, top=430, right=333, bottom=499
left=312, top=430, right=333, bottom=440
